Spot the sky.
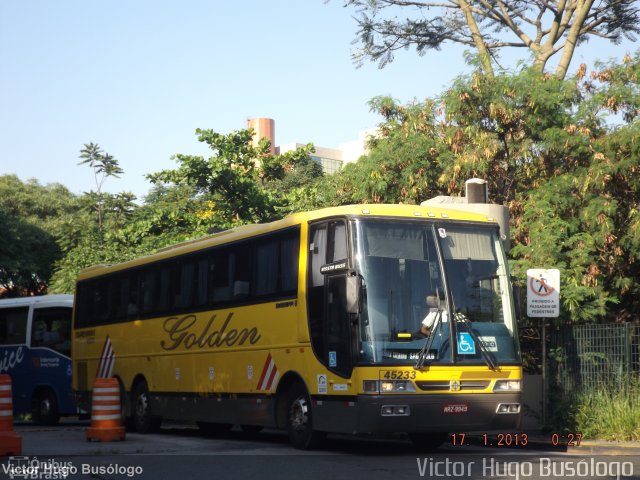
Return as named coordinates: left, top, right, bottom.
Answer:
left=0, top=0, right=636, bottom=200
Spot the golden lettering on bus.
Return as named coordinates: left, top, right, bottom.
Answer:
left=160, top=312, right=261, bottom=351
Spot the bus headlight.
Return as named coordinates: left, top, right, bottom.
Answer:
left=362, top=380, right=416, bottom=393
left=493, top=380, right=521, bottom=392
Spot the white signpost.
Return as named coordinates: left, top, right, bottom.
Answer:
left=527, top=268, right=560, bottom=318
left=526, top=268, right=560, bottom=428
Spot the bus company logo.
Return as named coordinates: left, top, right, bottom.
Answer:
left=96, top=336, right=115, bottom=378
left=449, top=380, right=461, bottom=391
left=160, top=313, right=261, bottom=351
left=256, top=353, right=279, bottom=391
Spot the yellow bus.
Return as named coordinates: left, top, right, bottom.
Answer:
left=72, top=203, right=522, bottom=449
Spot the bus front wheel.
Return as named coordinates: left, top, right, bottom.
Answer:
left=286, top=384, right=325, bottom=450
left=32, top=388, right=60, bottom=425
left=131, top=381, right=161, bottom=433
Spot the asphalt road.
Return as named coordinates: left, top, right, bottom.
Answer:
left=3, top=422, right=640, bottom=480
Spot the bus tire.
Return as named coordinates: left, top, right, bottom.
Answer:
left=32, top=388, right=60, bottom=426
left=31, top=388, right=60, bottom=425
left=131, top=381, right=161, bottom=433
left=408, top=431, right=448, bottom=451
left=286, top=384, right=325, bottom=450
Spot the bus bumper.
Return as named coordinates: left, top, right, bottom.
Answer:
left=313, top=393, right=521, bottom=434
left=355, top=393, right=521, bottom=433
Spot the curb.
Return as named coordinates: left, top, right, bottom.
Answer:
left=464, top=434, right=640, bottom=456
left=567, top=442, right=640, bottom=456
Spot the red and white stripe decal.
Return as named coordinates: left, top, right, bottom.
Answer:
left=96, top=335, right=115, bottom=378
left=257, top=353, right=279, bottom=391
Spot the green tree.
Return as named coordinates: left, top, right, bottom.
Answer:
left=320, top=53, right=640, bottom=323
left=147, top=128, right=316, bottom=228
left=78, top=142, right=124, bottom=239
left=0, top=175, right=78, bottom=296
left=48, top=144, right=138, bottom=293
left=340, top=0, right=639, bottom=79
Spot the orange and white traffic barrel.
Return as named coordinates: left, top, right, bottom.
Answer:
left=0, top=374, right=22, bottom=455
left=86, top=378, right=125, bottom=442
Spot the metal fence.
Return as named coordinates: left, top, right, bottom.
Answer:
left=549, top=322, right=640, bottom=395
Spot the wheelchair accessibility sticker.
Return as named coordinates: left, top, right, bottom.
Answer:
left=457, top=332, right=476, bottom=355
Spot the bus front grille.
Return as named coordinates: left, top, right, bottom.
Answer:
left=415, top=380, right=490, bottom=391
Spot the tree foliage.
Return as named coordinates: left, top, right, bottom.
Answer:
left=4, top=53, right=639, bottom=325
left=340, top=0, right=639, bottom=79
left=147, top=128, right=319, bottom=228
left=0, top=175, right=77, bottom=296
left=315, top=54, right=640, bottom=323
left=78, top=142, right=124, bottom=237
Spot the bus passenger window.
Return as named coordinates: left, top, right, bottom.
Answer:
left=141, top=269, right=158, bottom=314
left=194, top=256, right=209, bottom=307
left=157, top=265, right=172, bottom=313
left=127, top=273, right=140, bottom=316
left=255, top=240, right=278, bottom=296
left=175, top=260, right=196, bottom=309
left=280, top=233, right=299, bottom=293
left=95, top=281, right=110, bottom=323
left=232, top=247, right=252, bottom=299
left=209, top=251, right=231, bottom=303
left=0, top=307, right=28, bottom=345
left=31, top=307, right=72, bottom=357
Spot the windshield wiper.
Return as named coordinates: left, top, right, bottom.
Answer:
left=454, top=313, right=498, bottom=371
left=414, top=310, right=443, bottom=369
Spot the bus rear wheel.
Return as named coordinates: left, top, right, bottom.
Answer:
left=286, top=384, right=325, bottom=450
left=32, top=389, right=60, bottom=425
left=131, top=381, right=161, bottom=433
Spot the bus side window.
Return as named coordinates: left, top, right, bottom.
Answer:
left=255, top=239, right=279, bottom=297
left=328, top=221, right=347, bottom=262
left=126, top=272, right=140, bottom=316
left=0, top=307, right=28, bottom=345
left=95, top=280, right=110, bottom=323
left=209, top=250, right=231, bottom=304
left=175, top=260, right=196, bottom=309
left=309, top=225, right=327, bottom=288
left=232, top=246, right=252, bottom=299
left=157, top=264, right=173, bottom=313
left=141, top=269, right=158, bottom=314
left=194, top=256, right=209, bottom=307
left=31, top=307, right=72, bottom=357
left=280, top=232, right=299, bottom=294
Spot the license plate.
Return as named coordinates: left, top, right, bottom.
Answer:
left=443, top=404, right=469, bottom=414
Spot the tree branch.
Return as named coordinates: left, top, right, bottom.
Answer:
left=556, top=0, right=596, bottom=79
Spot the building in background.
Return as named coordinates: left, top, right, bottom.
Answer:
left=247, top=117, right=373, bottom=174
left=247, top=117, right=276, bottom=155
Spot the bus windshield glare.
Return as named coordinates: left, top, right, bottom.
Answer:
left=353, top=219, right=520, bottom=366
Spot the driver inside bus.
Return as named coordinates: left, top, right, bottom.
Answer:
left=416, top=294, right=448, bottom=338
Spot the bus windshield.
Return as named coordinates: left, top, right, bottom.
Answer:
left=353, top=219, right=520, bottom=366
